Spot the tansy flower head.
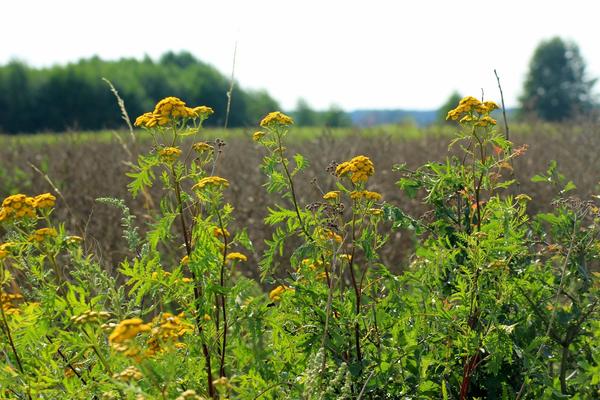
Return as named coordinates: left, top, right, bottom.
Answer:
left=193, top=176, right=229, bottom=190
left=33, top=193, right=56, bottom=209
left=323, top=191, right=340, bottom=201
left=29, top=228, right=57, bottom=243
left=335, top=155, right=375, bottom=184
left=350, top=190, right=382, bottom=201
left=1, top=194, right=36, bottom=220
left=180, top=255, right=189, bottom=265
left=113, top=366, right=143, bottom=382
left=213, top=227, right=230, bottom=238
left=260, top=111, right=294, bottom=127
left=226, top=252, right=247, bottom=262
left=269, top=285, right=294, bottom=302
left=252, top=131, right=266, bottom=141
left=159, top=147, right=182, bottom=163
left=475, top=115, right=497, bottom=127
left=134, top=112, right=158, bottom=128
left=109, top=318, right=151, bottom=345
left=191, top=106, right=214, bottom=118
left=192, top=142, right=213, bottom=153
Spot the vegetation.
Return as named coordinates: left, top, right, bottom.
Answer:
left=520, top=37, right=597, bottom=121
left=1, top=93, right=599, bottom=399
left=0, top=52, right=279, bottom=134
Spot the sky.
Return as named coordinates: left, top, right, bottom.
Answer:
left=2, top=0, right=599, bottom=111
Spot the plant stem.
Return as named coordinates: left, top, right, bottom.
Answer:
left=347, top=208, right=362, bottom=365
left=275, top=131, right=311, bottom=240
left=215, top=207, right=229, bottom=378
left=171, top=166, right=215, bottom=398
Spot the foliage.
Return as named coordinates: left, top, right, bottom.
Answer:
left=0, top=93, right=599, bottom=399
left=520, top=37, right=597, bottom=121
left=0, top=52, right=279, bottom=134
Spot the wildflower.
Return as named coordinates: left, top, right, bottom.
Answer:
left=65, top=236, right=83, bottom=245
left=134, top=112, right=158, bottom=128
left=159, top=147, right=182, bottom=163
left=350, top=190, right=382, bottom=201
left=260, top=111, right=294, bottom=127
left=226, top=252, right=247, bottom=262
left=181, top=255, right=189, bottom=265
left=70, top=310, right=111, bottom=325
left=319, top=228, right=343, bottom=243
left=213, top=376, right=232, bottom=389
left=193, top=176, right=229, bottom=190
left=33, top=193, right=56, bottom=209
left=113, top=366, right=143, bottom=382
left=0, top=244, right=9, bottom=259
left=203, top=313, right=212, bottom=321
left=475, top=115, right=497, bottom=127
left=176, top=390, right=204, bottom=400
left=1, top=194, right=36, bottom=220
left=146, top=312, right=192, bottom=355
left=335, top=155, right=375, bottom=183
left=323, top=191, right=340, bottom=201
left=191, top=106, right=214, bottom=117
left=213, top=227, right=230, bottom=238
left=192, top=142, right=213, bottom=153
left=483, top=101, right=499, bottom=112
left=29, top=227, right=58, bottom=243
left=108, top=318, right=151, bottom=345
left=1, top=292, right=23, bottom=315
left=180, top=277, right=193, bottom=283
left=269, top=285, right=294, bottom=301
left=252, top=131, right=266, bottom=141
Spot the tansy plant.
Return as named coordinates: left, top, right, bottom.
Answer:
left=1, top=94, right=599, bottom=399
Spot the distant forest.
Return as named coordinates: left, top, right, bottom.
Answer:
left=0, top=52, right=279, bottom=134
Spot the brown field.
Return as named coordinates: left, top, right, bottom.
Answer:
left=1, top=122, right=598, bottom=275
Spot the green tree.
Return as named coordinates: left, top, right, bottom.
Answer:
left=293, top=98, right=318, bottom=126
left=322, top=105, right=351, bottom=127
left=520, top=37, right=596, bottom=121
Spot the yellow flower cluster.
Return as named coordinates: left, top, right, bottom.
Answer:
left=269, top=285, right=294, bottom=302
left=323, top=191, right=340, bottom=201
left=113, top=366, right=143, bottom=382
left=134, top=97, right=214, bottom=128
left=29, top=228, right=58, bottom=243
left=193, top=176, right=229, bottom=190
left=1, top=292, right=23, bottom=315
left=316, top=228, right=342, bottom=243
left=70, top=310, right=111, bottom=325
left=260, top=111, right=294, bottom=128
left=300, top=258, right=323, bottom=271
left=109, top=318, right=151, bottom=352
left=192, top=142, right=213, bottom=153
left=33, top=193, right=56, bottom=209
left=252, top=131, right=266, bottom=141
left=0, top=193, right=57, bottom=222
left=350, top=190, right=382, bottom=201
left=446, top=96, right=499, bottom=122
left=147, top=312, right=192, bottom=356
left=213, top=227, right=230, bottom=238
left=0, top=243, right=11, bottom=259
left=226, top=252, right=247, bottom=262
left=176, top=390, right=204, bottom=400
left=1, top=194, right=35, bottom=221
left=335, top=155, right=375, bottom=183
left=159, top=147, right=182, bottom=163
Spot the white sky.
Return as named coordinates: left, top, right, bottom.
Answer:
left=2, top=0, right=599, bottom=111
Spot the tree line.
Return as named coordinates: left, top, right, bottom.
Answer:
left=0, top=51, right=280, bottom=134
